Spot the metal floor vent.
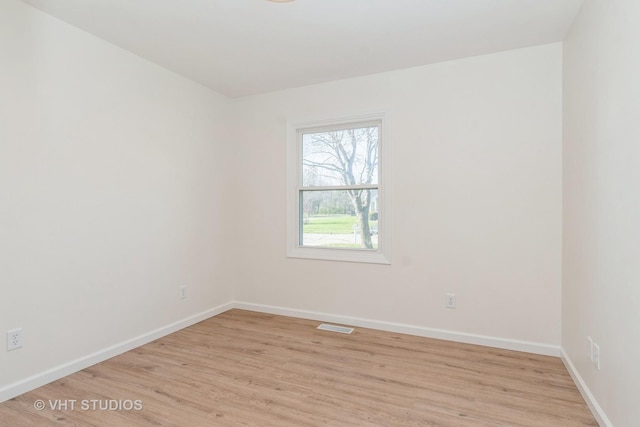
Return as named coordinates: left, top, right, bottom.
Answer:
left=317, top=323, right=354, bottom=334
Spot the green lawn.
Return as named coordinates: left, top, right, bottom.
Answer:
left=303, top=215, right=377, bottom=234
left=324, top=243, right=367, bottom=248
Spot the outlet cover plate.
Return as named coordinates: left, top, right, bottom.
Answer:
left=445, top=293, right=456, bottom=309
left=593, top=342, right=600, bottom=370
left=7, top=328, right=23, bottom=351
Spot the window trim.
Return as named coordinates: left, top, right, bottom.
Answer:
left=286, top=112, right=391, bottom=264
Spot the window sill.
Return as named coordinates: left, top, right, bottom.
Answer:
left=287, top=246, right=391, bottom=264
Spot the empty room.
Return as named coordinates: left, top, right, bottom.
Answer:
left=0, top=0, right=638, bottom=425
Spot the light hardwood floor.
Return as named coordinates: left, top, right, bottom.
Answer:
left=1, top=309, right=597, bottom=426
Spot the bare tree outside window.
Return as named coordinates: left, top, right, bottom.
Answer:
left=300, top=125, right=379, bottom=249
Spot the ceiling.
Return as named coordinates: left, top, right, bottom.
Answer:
left=22, top=0, right=584, bottom=98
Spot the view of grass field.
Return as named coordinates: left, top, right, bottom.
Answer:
left=302, top=215, right=377, bottom=234
left=303, top=215, right=355, bottom=233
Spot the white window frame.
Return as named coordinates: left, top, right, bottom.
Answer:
left=286, top=112, right=391, bottom=264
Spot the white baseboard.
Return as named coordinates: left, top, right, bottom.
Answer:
left=232, top=301, right=562, bottom=357
left=561, top=349, right=612, bottom=427
left=0, top=301, right=234, bottom=403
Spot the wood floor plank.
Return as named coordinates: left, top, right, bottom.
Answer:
left=0, top=309, right=598, bottom=426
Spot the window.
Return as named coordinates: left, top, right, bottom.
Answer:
left=287, top=113, right=390, bottom=264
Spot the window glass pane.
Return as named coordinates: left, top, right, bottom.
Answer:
left=300, top=189, right=379, bottom=249
left=302, top=126, right=379, bottom=187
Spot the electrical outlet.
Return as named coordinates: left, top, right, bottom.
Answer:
left=180, top=286, right=187, bottom=300
left=587, top=336, right=593, bottom=361
left=593, top=342, right=600, bottom=370
left=445, top=293, right=456, bottom=309
left=7, top=328, right=23, bottom=351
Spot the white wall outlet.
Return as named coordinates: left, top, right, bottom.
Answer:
left=445, top=293, right=456, bottom=309
left=7, top=328, right=23, bottom=351
left=592, top=342, right=600, bottom=370
left=180, top=286, right=187, bottom=300
left=587, top=336, right=593, bottom=361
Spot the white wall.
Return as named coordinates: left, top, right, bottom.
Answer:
left=0, top=0, right=233, bottom=391
left=0, top=0, right=568, bottom=406
left=563, top=1, right=640, bottom=425
left=231, top=43, right=563, bottom=349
